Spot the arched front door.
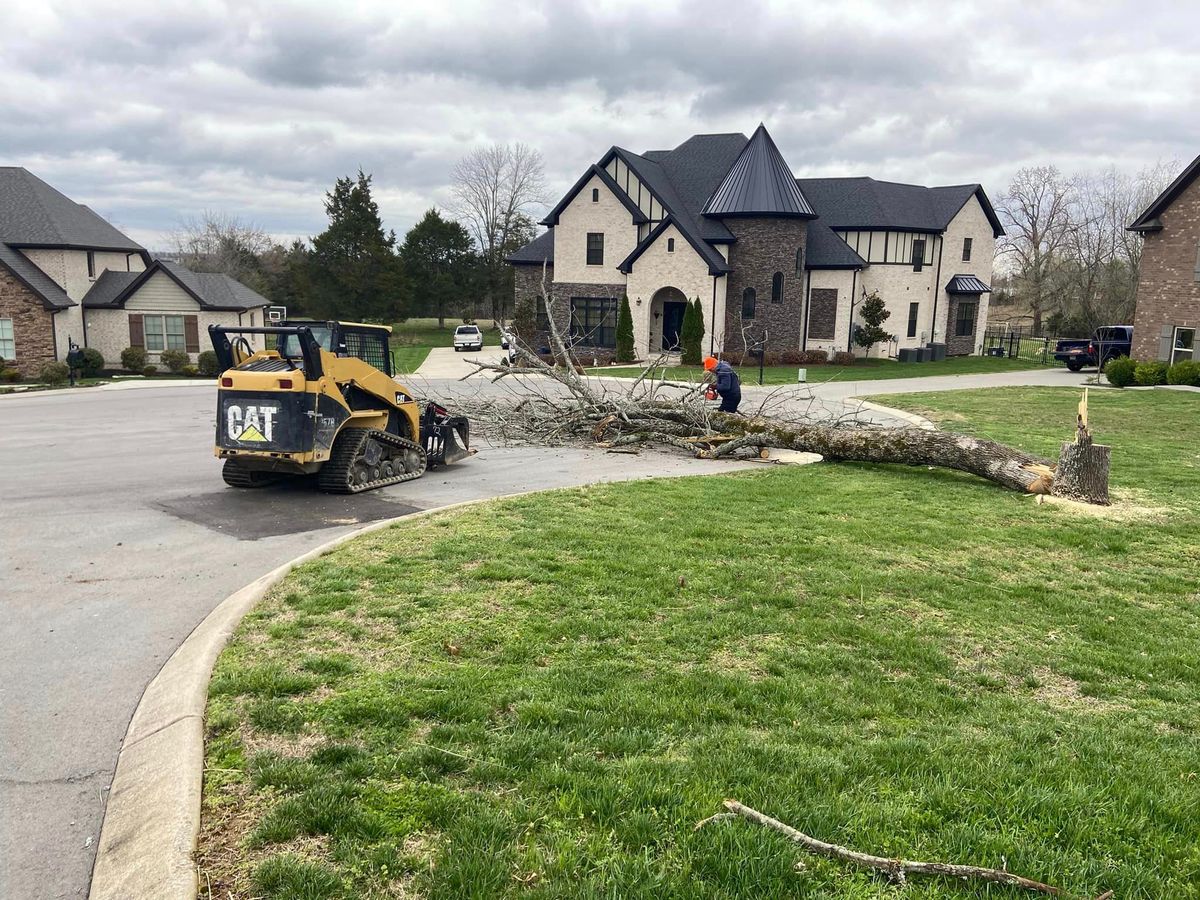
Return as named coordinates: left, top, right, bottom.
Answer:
left=650, top=287, right=689, bottom=351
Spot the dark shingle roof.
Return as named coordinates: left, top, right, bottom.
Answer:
left=804, top=221, right=866, bottom=270
left=1129, top=153, right=1200, bottom=232
left=796, top=177, right=1003, bottom=237
left=702, top=125, right=816, bottom=218
left=506, top=229, right=554, bottom=266
left=946, top=274, right=992, bottom=293
left=0, top=167, right=145, bottom=251
left=82, top=260, right=270, bottom=310
left=0, top=242, right=74, bottom=309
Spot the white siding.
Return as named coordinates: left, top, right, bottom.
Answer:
left=124, top=271, right=202, bottom=312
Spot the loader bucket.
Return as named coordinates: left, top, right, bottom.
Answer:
left=421, top=403, right=472, bottom=467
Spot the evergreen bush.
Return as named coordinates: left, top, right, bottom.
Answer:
left=1103, top=356, right=1136, bottom=387
left=615, top=295, right=635, bottom=363
left=121, top=346, right=148, bottom=372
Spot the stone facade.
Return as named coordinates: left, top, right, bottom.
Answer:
left=807, top=288, right=838, bottom=341
left=944, top=294, right=979, bottom=356
left=0, top=267, right=57, bottom=376
left=1131, top=173, right=1200, bottom=361
left=723, top=218, right=807, bottom=354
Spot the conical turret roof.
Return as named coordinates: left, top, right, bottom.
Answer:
left=701, top=124, right=815, bottom=218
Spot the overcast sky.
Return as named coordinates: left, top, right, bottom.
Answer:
left=2, top=0, right=1196, bottom=250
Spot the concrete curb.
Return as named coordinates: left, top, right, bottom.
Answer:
left=87, top=494, right=529, bottom=900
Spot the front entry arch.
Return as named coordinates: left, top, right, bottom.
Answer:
left=650, top=286, right=689, bottom=352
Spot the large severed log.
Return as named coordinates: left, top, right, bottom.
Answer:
left=609, top=412, right=1057, bottom=495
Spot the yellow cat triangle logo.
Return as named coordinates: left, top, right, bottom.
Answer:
left=237, top=424, right=267, bottom=442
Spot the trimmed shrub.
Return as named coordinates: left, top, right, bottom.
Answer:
left=831, top=351, right=856, bottom=366
left=721, top=351, right=745, bottom=366
left=1134, top=360, right=1169, bottom=386
left=799, top=349, right=830, bottom=365
left=79, top=347, right=105, bottom=377
left=159, top=348, right=190, bottom=373
left=615, top=295, right=635, bottom=363
left=121, top=346, right=148, bottom=372
left=1103, top=356, right=1137, bottom=388
left=2, top=367, right=22, bottom=382
left=182, top=364, right=200, bottom=377
left=197, top=350, right=221, bottom=377
left=1166, top=360, right=1200, bottom=387
left=142, top=364, right=158, bottom=377
left=38, top=360, right=70, bottom=384
left=779, top=350, right=802, bottom=366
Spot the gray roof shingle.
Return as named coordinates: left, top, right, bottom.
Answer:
left=796, top=177, right=1003, bottom=237
left=0, top=243, right=74, bottom=309
left=804, top=221, right=866, bottom=269
left=0, top=167, right=146, bottom=251
left=82, top=259, right=270, bottom=311
left=506, top=229, right=554, bottom=265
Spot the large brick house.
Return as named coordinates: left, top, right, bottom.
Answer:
left=0, top=167, right=268, bottom=377
left=507, top=125, right=1002, bottom=359
left=1128, top=154, right=1200, bottom=364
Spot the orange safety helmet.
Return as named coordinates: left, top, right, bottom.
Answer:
left=703, top=356, right=718, bottom=371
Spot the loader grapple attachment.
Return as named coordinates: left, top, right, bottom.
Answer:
left=422, top=402, right=471, bottom=467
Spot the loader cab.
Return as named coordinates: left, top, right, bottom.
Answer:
left=277, top=320, right=393, bottom=377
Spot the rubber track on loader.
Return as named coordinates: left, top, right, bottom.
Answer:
left=222, top=459, right=284, bottom=489
left=318, top=427, right=427, bottom=494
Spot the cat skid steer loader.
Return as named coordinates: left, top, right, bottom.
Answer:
left=209, top=321, right=470, bottom=493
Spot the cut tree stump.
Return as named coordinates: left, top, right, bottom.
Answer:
left=1052, top=432, right=1111, bottom=505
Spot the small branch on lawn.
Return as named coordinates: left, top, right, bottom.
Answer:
left=704, top=800, right=1088, bottom=898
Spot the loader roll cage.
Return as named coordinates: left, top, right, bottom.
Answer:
left=209, top=324, right=325, bottom=378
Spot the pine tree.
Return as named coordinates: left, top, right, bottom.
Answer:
left=853, top=290, right=892, bottom=357
left=680, top=297, right=704, bottom=365
left=308, top=171, right=407, bottom=322
left=400, top=209, right=475, bottom=328
left=616, top=294, right=636, bottom=363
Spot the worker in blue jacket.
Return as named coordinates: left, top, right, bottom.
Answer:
left=703, top=355, right=741, bottom=413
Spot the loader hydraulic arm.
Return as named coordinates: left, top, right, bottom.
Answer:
left=208, top=325, right=324, bottom=378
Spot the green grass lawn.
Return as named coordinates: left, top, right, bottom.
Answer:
left=388, top=318, right=500, bottom=374
left=594, top=354, right=1053, bottom=384
left=200, top=388, right=1200, bottom=899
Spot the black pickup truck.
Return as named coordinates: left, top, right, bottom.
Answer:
left=1053, top=326, right=1133, bottom=371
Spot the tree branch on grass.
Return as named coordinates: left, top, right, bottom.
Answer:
left=701, top=800, right=1107, bottom=898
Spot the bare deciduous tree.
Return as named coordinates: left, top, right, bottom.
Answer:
left=171, top=211, right=273, bottom=289
left=997, top=166, right=1078, bottom=334
left=450, top=143, right=547, bottom=323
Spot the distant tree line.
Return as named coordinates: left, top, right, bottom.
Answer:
left=996, top=162, right=1177, bottom=335
left=170, top=143, right=546, bottom=326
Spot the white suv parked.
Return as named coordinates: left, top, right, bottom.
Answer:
left=453, top=325, right=483, bottom=352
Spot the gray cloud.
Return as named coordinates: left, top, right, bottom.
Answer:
left=0, top=0, right=1196, bottom=249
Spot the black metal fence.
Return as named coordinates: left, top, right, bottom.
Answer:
left=982, top=326, right=1085, bottom=365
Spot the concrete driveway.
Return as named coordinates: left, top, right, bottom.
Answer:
left=0, top=382, right=748, bottom=900
left=413, top=346, right=508, bottom=378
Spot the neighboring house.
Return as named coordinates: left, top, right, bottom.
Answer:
left=0, top=167, right=267, bottom=376
left=82, top=260, right=270, bottom=366
left=507, top=125, right=1002, bottom=359
left=1128, top=154, right=1200, bottom=365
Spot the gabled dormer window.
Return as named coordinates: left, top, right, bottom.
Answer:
left=592, top=188, right=599, bottom=202
left=667, top=238, right=675, bottom=253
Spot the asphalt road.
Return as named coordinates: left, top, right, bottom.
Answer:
left=0, top=382, right=748, bottom=900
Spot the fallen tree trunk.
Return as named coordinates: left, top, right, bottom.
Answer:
left=456, top=276, right=1109, bottom=501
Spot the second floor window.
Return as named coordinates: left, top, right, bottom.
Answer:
left=667, top=237, right=675, bottom=252
left=795, top=247, right=804, bottom=276
left=912, top=238, right=926, bottom=272
left=586, top=232, right=604, bottom=266
left=962, top=237, right=973, bottom=262
left=742, top=287, right=756, bottom=320
left=87, top=251, right=96, bottom=279
left=592, top=188, right=599, bottom=202
left=771, top=271, right=784, bottom=304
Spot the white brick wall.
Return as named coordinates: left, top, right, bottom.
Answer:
left=938, top=196, right=997, bottom=353
left=625, top=223, right=722, bottom=357
left=552, top=174, right=640, bottom=285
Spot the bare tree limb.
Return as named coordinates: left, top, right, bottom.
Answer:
left=706, top=800, right=1088, bottom=898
